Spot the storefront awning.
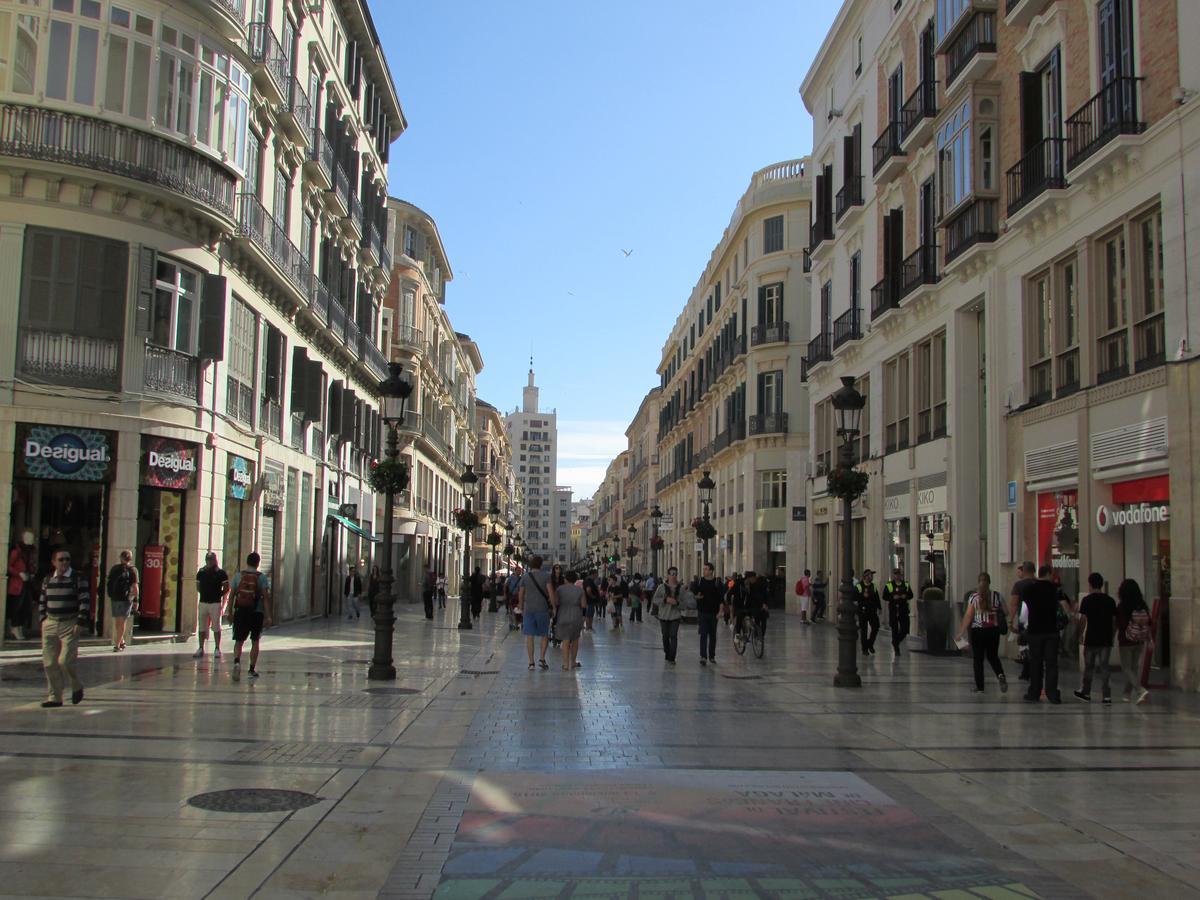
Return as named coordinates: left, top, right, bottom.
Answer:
left=328, top=512, right=380, bottom=543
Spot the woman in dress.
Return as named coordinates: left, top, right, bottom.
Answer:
left=551, top=569, right=587, bottom=671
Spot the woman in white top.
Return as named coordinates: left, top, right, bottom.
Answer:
left=956, top=572, right=1008, bottom=694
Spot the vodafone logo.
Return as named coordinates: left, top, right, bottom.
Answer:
left=1095, top=503, right=1169, bottom=533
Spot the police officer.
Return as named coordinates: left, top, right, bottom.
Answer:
left=856, top=569, right=882, bottom=654
left=882, top=567, right=914, bottom=656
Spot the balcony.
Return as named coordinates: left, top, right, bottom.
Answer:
left=1005, top=0, right=1053, bottom=28
left=394, top=324, right=423, bottom=352
left=361, top=219, right=382, bottom=267
left=260, top=398, right=282, bottom=440
left=1029, top=361, right=1052, bottom=406
left=943, top=197, right=998, bottom=266
left=304, top=128, right=333, bottom=190
left=809, top=216, right=833, bottom=253
left=237, top=193, right=312, bottom=302
left=328, top=159, right=351, bottom=217
left=943, top=12, right=996, bottom=95
left=749, top=412, right=789, bottom=436
left=751, top=321, right=790, bottom=346
left=871, top=274, right=900, bottom=320
left=1097, top=333, right=1128, bottom=385
left=0, top=103, right=236, bottom=222
left=1065, top=77, right=1144, bottom=172
left=359, top=333, right=388, bottom=381
left=899, top=80, right=938, bottom=150
left=344, top=192, right=363, bottom=239
left=872, top=121, right=906, bottom=183
left=1007, top=137, right=1068, bottom=218
left=899, top=243, right=939, bottom=300
left=835, top=176, right=864, bottom=225
left=18, top=329, right=120, bottom=391
left=279, top=77, right=312, bottom=145
left=832, top=307, right=863, bottom=350
left=344, top=316, right=361, bottom=352
left=181, top=0, right=244, bottom=40
left=248, top=22, right=288, bottom=104
left=227, top=377, right=253, bottom=425
left=327, top=293, right=346, bottom=337
left=806, top=331, right=833, bottom=368
left=289, top=412, right=306, bottom=451
left=1135, top=313, right=1166, bottom=373
left=310, top=279, right=332, bottom=326
left=144, top=343, right=199, bottom=403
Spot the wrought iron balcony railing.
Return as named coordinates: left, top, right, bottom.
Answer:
left=751, top=321, right=790, bottom=346
left=1065, top=76, right=1144, bottom=171
left=872, top=120, right=905, bottom=176
left=943, top=197, right=998, bottom=263
left=806, top=331, right=832, bottom=366
left=835, top=176, right=863, bottom=221
left=237, top=193, right=311, bottom=300
left=871, top=274, right=900, bottom=320
left=306, top=127, right=333, bottom=186
left=1006, top=137, right=1067, bottom=216
left=900, top=243, right=939, bottom=297
left=749, top=412, right=788, bottom=435
left=899, top=79, right=938, bottom=145
left=944, top=11, right=996, bottom=88
left=248, top=22, right=288, bottom=96
left=144, top=343, right=199, bottom=403
left=18, top=329, right=120, bottom=391
left=832, top=307, right=863, bottom=349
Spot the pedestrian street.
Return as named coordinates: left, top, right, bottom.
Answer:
left=2, top=606, right=1199, bottom=899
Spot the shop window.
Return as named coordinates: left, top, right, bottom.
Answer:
left=884, top=351, right=910, bottom=453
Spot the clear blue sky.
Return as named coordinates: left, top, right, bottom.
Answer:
left=373, top=1, right=837, bottom=497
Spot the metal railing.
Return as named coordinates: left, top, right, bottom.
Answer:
left=751, top=321, right=789, bottom=346
left=330, top=159, right=351, bottom=212
left=943, top=197, right=998, bottom=263
left=327, top=292, right=347, bottom=337
left=237, top=193, right=311, bottom=299
left=363, top=219, right=382, bottom=263
left=381, top=241, right=392, bottom=273
left=0, top=103, right=235, bottom=218
left=1135, top=313, right=1165, bottom=373
left=1006, top=137, right=1067, bottom=215
left=248, top=22, right=288, bottom=95
left=227, top=377, right=254, bottom=425
left=1056, top=349, right=1080, bottom=398
left=749, top=412, right=788, bottom=435
left=900, top=79, right=938, bottom=143
left=835, top=176, right=863, bottom=221
left=310, top=426, right=325, bottom=459
left=260, top=398, right=282, bottom=439
left=872, top=120, right=905, bottom=176
left=347, top=192, right=363, bottom=231
left=900, top=243, right=939, bottom=297
left=210, top=0, right=246, bottom=23
left=18, top=329, right=120, bottom=390
left=144, top=343, right=198, bottom=402
left=360, top=334, right=388, bottom=380
left=1065, top=76, right=1144, bottom=171
left=310, top=278, right=332, bottom=325
left=290, top=412, right=306, bottom=451
left=281, top=77, right=311, bottom=138
left=806, top=331, right=832, bottom=366
left=307, top=127, right=333, bottom=184
left=809, top=216, right=833, bottom=251
left=944, top=11, right=996, bottom=87
left=1029, top=361, right=1052, bottom=405
left=871, top=274, right=900, bottom=319
left=345, top=316, right=361, bottom=352
left=394, top=324, right=423, bottom=350
left=1096, top=333, right=1128, bottom=385
left=832, top=307, right=863, bottom=349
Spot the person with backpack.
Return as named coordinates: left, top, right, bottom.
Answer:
left=795, top=569, right=812, bottom=624
left=1116, top=578, right=1153, bottom=705
left=38, top=548, right=91, bottom=707
left=228, top=552, right=272, bottom=681
left=955, top=572, right=1008, bottom=694
left=193, top=551, right=228, bottom=659
left=1074, top=572, right=1118, bottom=704
left=344, top=565, right=363, bottom=620
left=106, top=549, right=139, bottom=653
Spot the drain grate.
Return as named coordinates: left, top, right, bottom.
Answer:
left=187, top=788, right=321, bottom=813
left=720, top=674, right=763, bottom=680
left=363, top=687, right=420, bottom=695
left=459, top=669, right=500, bottom=676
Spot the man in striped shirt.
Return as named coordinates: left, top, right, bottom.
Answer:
left=39, top=549, right=90, bottom=708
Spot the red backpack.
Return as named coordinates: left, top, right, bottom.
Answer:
left=234, top=571, right=262, bottom=610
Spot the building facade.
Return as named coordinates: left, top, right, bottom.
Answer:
left=623, top=388, right=661, bottom=574
left=473, top=399, right=516, bottom=578
left=801, top=0, right=1199, bottom=683
left=504, top=369, right=562, bottom=562
left=380, top=198, right=480, bottom=601
left=588, top=453, right=629, bottom=570
left=654, top=160, right=813, bottom=590
left=0, top=0, right=402, bottom=643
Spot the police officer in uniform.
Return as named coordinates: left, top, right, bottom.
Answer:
left=856, top=569, right=882, bottom=654
left=882, top=567, right=914, bottom=656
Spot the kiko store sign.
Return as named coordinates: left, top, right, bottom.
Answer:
left=140, top=436, right=200, bottom=491
left=15, top=423, right=117, bottom=482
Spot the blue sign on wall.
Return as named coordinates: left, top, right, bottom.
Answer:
left=15, top=423, right=116, bottom=482
left=1007, top=481, right=1018, bottom=509
left=228, top=454, right=254, bottom=501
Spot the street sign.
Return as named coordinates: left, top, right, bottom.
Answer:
left=1007, top=481, right=1017, bottom=509
left=792, top=505, right=806, bottom=521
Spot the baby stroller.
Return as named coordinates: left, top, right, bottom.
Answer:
left=505, top=591, right=522, bottom=631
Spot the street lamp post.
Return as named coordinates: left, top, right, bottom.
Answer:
left=457, top=464, right=478, bottom=631
left=698, top=470, right=715, bottom=567
left=626, top=523, right=637, bottom=580
left=650, top=504, right=663, bottom=578
left=831, top=376, right=866, bottom=689
left=369, top=362, right=413, bottom=681
left=487, top=501, right=501, bottom=612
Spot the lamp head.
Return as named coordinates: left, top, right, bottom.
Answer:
left=378, top=362, right=413, bottom=424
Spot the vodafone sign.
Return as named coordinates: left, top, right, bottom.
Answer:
left=1095, top=503, right=1169, bottom=533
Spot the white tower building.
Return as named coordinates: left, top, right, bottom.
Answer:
left=504, top=367, right=562, bottom=561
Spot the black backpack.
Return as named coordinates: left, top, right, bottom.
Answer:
left=106, top=564, right=133, bottom=602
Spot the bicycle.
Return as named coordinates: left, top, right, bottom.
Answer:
left=732, top=614, right=765, bottom=658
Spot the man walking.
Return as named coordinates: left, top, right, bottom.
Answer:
left=883, top=568, right=914, bottom=656
left=344, top=565, right=363, bottom=620
left=1074, top=572, right=1117, bottom=704
left=1011, top=564, right=1070, bottom=703
left=39, top=548, right=90, bottom=707
left=696, top=562, right=724, bottom=665
left=856, top=569, right=882, bottom=654
left=470, top=566, right=485, bottom=621
left=519, top=555, right=552, bottom=670
left=193, top=552, right=229, bottom=659
left=1010, top=561, right=1037, bottom=681
left=651, top=566, right=684, bottom=664
left=811, top=570, right=828, bottom=622
left=229, top=552, right=272, bottom=681
left=421, top=568, right=437, bottom=619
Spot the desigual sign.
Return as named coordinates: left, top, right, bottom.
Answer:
left=140, top=436, right=200, bottom=490
left=228, top=454, right=254, bottom=501
left=14, top=423, right=117, bottom=482
left=1095, top=503, right=1169, bottom=533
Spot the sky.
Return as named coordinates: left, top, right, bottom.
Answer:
left=373, top=1, right=839, bottom=498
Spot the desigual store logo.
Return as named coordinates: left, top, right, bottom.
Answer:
left=148, top=450, right=197, bottom=474
left=1095, top=503, right=1170, bottom=533
left=16, top=424, right=116, bottom=482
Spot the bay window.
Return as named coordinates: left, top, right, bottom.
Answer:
left=157, top=23, right=196, bottom=138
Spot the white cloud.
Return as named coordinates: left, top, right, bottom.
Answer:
left=556, top=419, right=627, bottom=464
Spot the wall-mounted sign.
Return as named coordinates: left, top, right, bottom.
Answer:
left=1096, top=503, right=1169, bottom=533
left=883, top=494, right=908, bottom=520
left=792, top=506, right=806, bottom=522
left=228, top=454, right=254, bottom=501
left=1007, top=481, right=1018, bottom=509
left=917, top=486, right=947, bottom=513
left=140, top=436, right=200, bottom=490
left=15, top=423, right=117, bottom=482
left=263, top=468, right=284, bottom=511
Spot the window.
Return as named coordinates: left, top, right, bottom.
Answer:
left=45, top=0, right=102, bottom=105
left=937, top=98, right=972, bottom=215
left=854, top=33, right=863, bottom=76
left=157, top=23, right=196, bottom=137
left=20, top=228, right=126, bottom=340
left=915, top=331, right=946, bottom=442
left=1057, top=258, right=1080, bottom=392
left=1134, top=209, right=1166, bottom=370
left=758, top=470, right=787, bottom=509
left=1097, top=228, right=1128, bottom=381
left=884, top=351, right=910, bottom=453
left=763, top=215, right=784, bottom=254
left=856, top=375, right=871, bottom=461
left=1027, top=272, right=1053, bottom=402
left=759, top=282, right=783, bottom=326
left=850, top=252, right=861, bottom=312
left=226, top=297, right=256, bottom=425
left=757, top=370, right=783, bottom=415
left=152, top=258, right=199, bottom=353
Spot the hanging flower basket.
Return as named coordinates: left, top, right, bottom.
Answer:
left=650, top=535, right=664, bottom=550
left=367, top=459, right=409, bottom=495
left=690, top=517, right=717, bottom=541
left=486, top=530, right=502, bottom=547
left=827, top=465, right=870, bottom=501
left=452, top=508, right=481, bottom=532
left=626, top=546, right=639, bottom=558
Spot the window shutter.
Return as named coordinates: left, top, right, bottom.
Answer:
left=340, top=387, right=356, bottom=443
left=328, top=379, right=344, bottom=437
left=1020, top=70, right=1043, bottom=154
left=813, top=173, right=824, bottom=227
left=264, top=327, right=282, bottom=401
left=135, top=245, right=155, bottom=337
left=843, top=134, right=855, bottom=182
left=757, top=285, right=767, bottom=326
left=290, top=346, right=308, bottom=414
left=198, top=274, right=227, bottom=360
left=304, top=360, right=323, bottom=424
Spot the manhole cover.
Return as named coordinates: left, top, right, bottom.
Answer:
left=187, top=789, right=321, bottom=813
left=459, top=669, right=500, bottom=676
left=363, top=687, right=419, bottom=695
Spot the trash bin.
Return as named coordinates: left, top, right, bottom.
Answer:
left=921, top=585, right=954, bottom=655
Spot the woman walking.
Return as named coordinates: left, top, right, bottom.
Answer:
left=651, top=566, right=684, bottom=664
left=551, top=569, right=587, bottom=670
left=1116, top=579, right=1153, bottom=705
left=955, top=572, right=1008, bottom=694
left=608, top=574, right=625, bottom=630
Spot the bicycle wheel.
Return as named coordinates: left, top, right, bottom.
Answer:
left=751, top=622, right=764, bottom=658
left=733, top=627, right=747, bottom=655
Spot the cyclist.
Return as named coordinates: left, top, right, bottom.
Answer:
left=732, top=570, right=769, bottom=645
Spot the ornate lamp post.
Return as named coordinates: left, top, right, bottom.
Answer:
left=626, top=523, right=637, bottom=578
left=457, top=464, right=479, bottom=631
left=487, top=501, right=501, bottom=612
left=697, top=470, right=716, bottom=567
left=831, top=376, right=866, bottom=688
left=369, top=362, right=412, bottom=681
left=650, top=504, right=663, bottom=578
